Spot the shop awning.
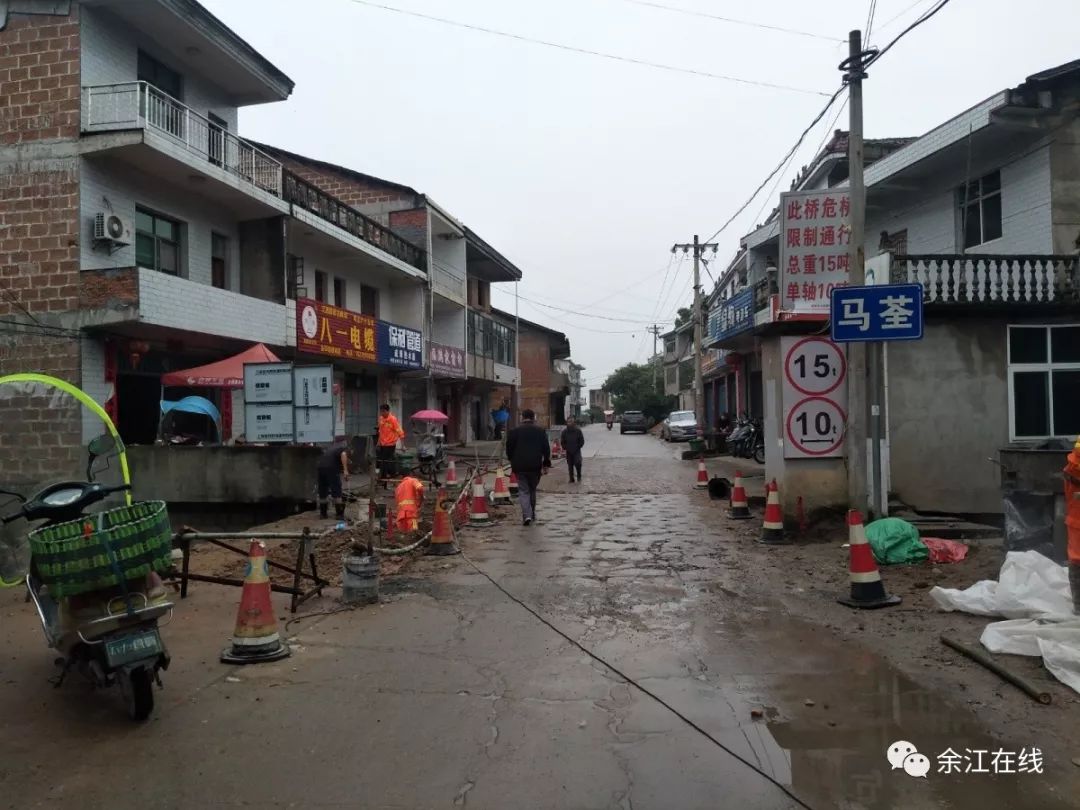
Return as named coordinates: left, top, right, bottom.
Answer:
left=160, top=343, right=281, bottom=388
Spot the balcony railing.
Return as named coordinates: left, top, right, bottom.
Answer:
left=891, top=255, right=1080, bottom=305
left=283, top=172, right=426, bottom=272
left=82, top=82, right=282, bottom=196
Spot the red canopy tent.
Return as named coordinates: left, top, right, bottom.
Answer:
left=160, top=343, right=281, bottom=388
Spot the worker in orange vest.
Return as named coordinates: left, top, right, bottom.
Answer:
left=376, top=403, right=405, bottom=479
left=395, top=474, right=425, bottom=533
left=1065, top=437, right=1080, bottom=613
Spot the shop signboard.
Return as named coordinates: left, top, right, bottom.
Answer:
left=377, top=320, right=423, bottom=369
left=296, top=298, right=377, bottom=363
left=430, top=341, right=466, bottom=378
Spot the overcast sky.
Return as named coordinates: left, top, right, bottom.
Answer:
left=203, top=0, right=1077, bottom=392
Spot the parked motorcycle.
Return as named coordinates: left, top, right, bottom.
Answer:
left=1, top=434, right=173, bottom=721
left=726, top=415, right=765, bottom=464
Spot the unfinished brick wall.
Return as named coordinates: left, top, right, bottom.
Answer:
left=273, top=153, right=414, bottom=210
left=0, top=3, right=84, bottom=488
left=388, top=207, right=428, bottom=253
left=517, top=330, right=553, bottom=428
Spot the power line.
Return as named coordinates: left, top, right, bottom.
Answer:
left=345, top=0, right=831, bottom=96
left=517, top=299, right=643, bottom=334
left=873, top=0, right=936, bottom=33
left=612, top=0, right=842, bottom=42
left=864, top=0, right=879, bottom=42
left=865, top=0, right=953, bottom=68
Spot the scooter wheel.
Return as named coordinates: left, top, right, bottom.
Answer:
left=122, top=668, right=155, bottom=722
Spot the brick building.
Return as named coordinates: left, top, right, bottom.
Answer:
left=496, top=310, right=572, bottom=429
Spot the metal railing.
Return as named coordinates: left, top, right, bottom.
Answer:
left=82, top=82, right=282, bottom=196
left=283, top=171, right=426, bottom=271
left=891, top=255, right=1080, bottom=305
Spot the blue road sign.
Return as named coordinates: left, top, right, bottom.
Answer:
left=830, top=283, right=924, bottom=343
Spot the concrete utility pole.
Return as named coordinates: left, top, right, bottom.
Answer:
left=672, top=236, right=718, bottom=429
left=844, top=29, right=870, bottom=512
left=646, top=324, right=663, bottom=388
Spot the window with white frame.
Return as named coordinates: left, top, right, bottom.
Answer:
left=1008, top=325, right=1080, bottom=439
left=959, top=170, right=1002, bottom=249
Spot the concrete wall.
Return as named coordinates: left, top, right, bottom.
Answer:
left=1050, top=121, right=1080, bottom=253
left=80, top=154, right=243, bottom=285
left=432, top=304, right=465, bottom=347
left=760, top=337, right=848, bottom=517
left=430, top=224, right=466, bottom=304
left=886, top=319, right=1008, bottom=515
left=127, top=445, right=319, bottom=505
left=81, top=5, right=239, bottom=132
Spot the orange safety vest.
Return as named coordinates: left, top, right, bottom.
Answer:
left=395, top=476, right=424, bottom=531
left=1064, top=445, right=1080, bottom=562
left=378, top=413, right=404, bottom=447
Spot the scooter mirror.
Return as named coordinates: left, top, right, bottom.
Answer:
left=87, top=433, right=118, bottom=458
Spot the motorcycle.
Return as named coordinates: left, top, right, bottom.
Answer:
left=726, top=415, right=765, bottom=464
left=1, top=433, right=173, bottom=721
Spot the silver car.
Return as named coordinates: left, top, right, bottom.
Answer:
left=661, top=410, right=698, bottom=442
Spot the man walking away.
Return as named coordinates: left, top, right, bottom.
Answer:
left=561, top=416, right=585, bottom=483
left=506, top=408, right=551, bottom=526
left=377, top=404, right=405, bottom=479
left=317, top=437, right=358, bottom=520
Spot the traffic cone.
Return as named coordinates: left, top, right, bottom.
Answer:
left=427, top=487, right=460, bottom=556
left=492, top=465, right=512, bottom=503
left=221, top=540, right=290, bottom=665
left=838, top=510, right=902, bottom=609
left=445, top=459, right=459, bottom=488
left=759, top=480, right=788, bottom=545
left=508, top=470, right=519, bottom=495
left=694, top=455, right=709, bottom=489
left=552, top=439, right=564, bottom=460
left=468, top=475, right=491, bottom=526
left=728, top=471, right=751, bottom=520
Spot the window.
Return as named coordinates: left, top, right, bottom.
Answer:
left=138, top=50, right=182, bottom=99
left=1008, top=325, right=1080, bottom=439
left=135, top=207, right=180, bottom=275
left=360, top=284, right=378, bottom=317
left=211, top=233, right=227, bottom=289
left=960, top=170, right=1002, bottom=249
left=314, top=271, right=327, bottom=303
left=493, top=322, right=515, bottom=365
left=333, top=278, right=346, bottom=308
left=468, top=310, right=491, bottom=356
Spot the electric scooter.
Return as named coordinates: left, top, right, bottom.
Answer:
left=1, top=434, right=173, bottom=721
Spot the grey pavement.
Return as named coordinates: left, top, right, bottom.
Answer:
left=0, top=425, right=1070, bottom=809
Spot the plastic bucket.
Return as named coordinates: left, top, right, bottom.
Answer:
left=342, top=554, right=379, bottom=604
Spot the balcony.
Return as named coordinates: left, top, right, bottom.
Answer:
left=891, top=255, right=1080, bottom=305
left=82, top=82, right=282, bottom=196
left=283, top=172, right=425, bottom=272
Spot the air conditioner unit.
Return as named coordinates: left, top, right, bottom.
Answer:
left=93, top=212, right=132, bottom=248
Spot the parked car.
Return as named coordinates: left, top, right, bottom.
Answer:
left=661, top=410, right=698, bottom=442
left=619, top=410, right=648, bottom=434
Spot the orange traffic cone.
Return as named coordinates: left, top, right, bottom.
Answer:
left=838, top=510, right=901, bottom=609
left=221, top=540, right=290, bottom=664
left=492, top=465, right=512, bottom=503
left=694, top=455, right=709, bottom=489
left=427, top=487, right=460, bottom=556
left=759, top=480, right=788, bottom=545
left=508, top=470, right=519, bottom=495
left=729, top=471, right=751, bottom=520
left=469, top=475, right=491, bottom=526
left=445, top=459, right=459, bottom=488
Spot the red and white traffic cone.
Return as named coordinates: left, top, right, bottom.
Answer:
left=445, top=459, right=459, bottom=488
left=220, top=541, right=290, bottom=664
left=468, top=475, right=491, bottom=526
left=426, top=487, right=460, bottom=556
left=492, top=465, right=512, bottom=504
left=694, top=455, right=709, bottom=490
left=838, top=510, right=901, bottom=609
left=759, top=480, right=787, bottom=545
left=508, top=470, right=519, bottom=495
left=728, top=471, right=751, bottom=520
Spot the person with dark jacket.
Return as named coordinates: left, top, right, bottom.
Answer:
left=560, top=416, right=585, bottom=483
left=317, top=437, right=359, bottom=520
left=506, top=409, right=551, bottom=526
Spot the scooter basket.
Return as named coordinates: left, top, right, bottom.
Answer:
left=28, top=501, right=173, bottom=598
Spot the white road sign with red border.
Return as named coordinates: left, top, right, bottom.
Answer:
left=781, top=336, right=847, bottom=459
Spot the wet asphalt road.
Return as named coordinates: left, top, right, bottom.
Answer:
left=0, top=424, right=1074, bottom=809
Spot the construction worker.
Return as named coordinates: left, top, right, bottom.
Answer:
left=395, top=474, right=425, bottom=533
left=317, top=437, right=358, bottom=520
left=376, top=403, right=405, bottom=479
left=1064, top=438, right=1080, bottom=613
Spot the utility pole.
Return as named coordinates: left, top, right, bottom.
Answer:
left=672, top=236, right=718, bottom=429
left=646, top=324, right=663, bottom=388
left=843, top=29, right=870, bottom=512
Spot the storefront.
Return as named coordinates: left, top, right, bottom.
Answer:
left=431, top=341, right=467, bottom=444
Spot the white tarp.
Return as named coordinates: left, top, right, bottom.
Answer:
left=930, top=551, right=1080, bottom=695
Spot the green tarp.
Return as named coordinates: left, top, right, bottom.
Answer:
left=865, top=517, right=928, bottom=565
